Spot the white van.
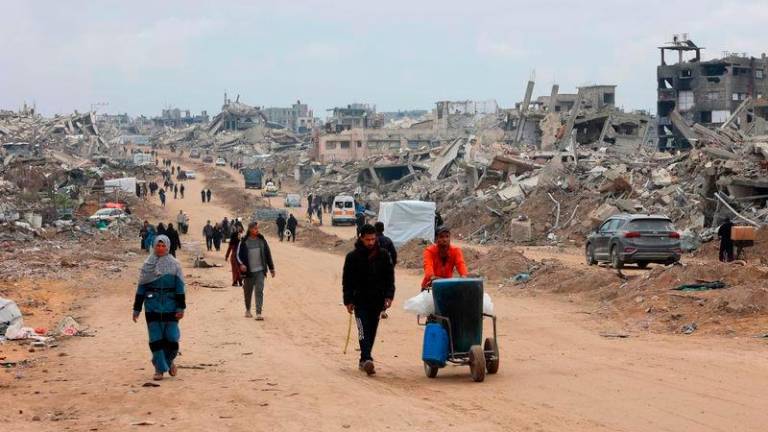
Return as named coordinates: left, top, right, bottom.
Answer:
left=331, top=195, right=356, bottom=226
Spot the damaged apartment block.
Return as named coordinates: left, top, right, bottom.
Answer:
left=657, top=34, right=768, bottom=150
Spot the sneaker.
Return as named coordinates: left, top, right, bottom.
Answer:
left=361, top=360, right=375, bottom=376
left=255, top=314, right=264, bottom=321
left=245, top=311, right=253, bottom=318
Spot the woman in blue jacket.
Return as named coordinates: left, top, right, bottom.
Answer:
left=132, top=235, right=186, bottom=380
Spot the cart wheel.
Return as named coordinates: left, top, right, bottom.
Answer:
left=484, top=338, right=500, bottom=374
left=469, top=345, right=486, bottom=382
left=424, top=362, right=439, bottom=378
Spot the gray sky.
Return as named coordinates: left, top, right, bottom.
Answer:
left=2, top=0, right=766, bottom=118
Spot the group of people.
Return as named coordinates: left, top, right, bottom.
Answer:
left=139, top=221, right=183, bottom=257
left=201, top=189, right=213, bottom=203
left=203, top=217, right=243, bottom=252
left=305, top=193, right=334, bottom=224
left=275, top=213, right=299, bottom=242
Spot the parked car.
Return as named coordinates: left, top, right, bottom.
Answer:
left=585, top=214, right=681, bottom=269
left=215, top=157, right=226, bottom=166
left=89, top=208, right=128, bottom=222
left=184, top=170, right=196, bottom=179
left=263, top=181, right=279, bottom=197
left=202, top=155, right=214, bottom=163
left=284, top=193, right=301, bottom=208
left=331, top=195, right=356, bottom=226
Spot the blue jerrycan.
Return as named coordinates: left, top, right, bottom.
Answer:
left=422, top=322, right=449, bottom=366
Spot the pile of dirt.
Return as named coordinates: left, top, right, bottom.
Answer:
left=398, top=240, right=532, bottom=282
left=514, top=187, right=601, bottom=245
left=524, top=260, right=768, bottom=335
left=397, top=239, right=431, bottom=269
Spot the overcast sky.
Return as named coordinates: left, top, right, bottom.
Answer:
left=2, top=0, right=766, bottom=118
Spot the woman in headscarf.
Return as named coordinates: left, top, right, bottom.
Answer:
left=143, top=225, right=157, bottom=252
left=225, top=225, right=244, bottom=286
left=165, top=223, right=182, bottom=257
left=157, top=223, right=167, bottom=237
left=132, top=235, right=186, bottom=381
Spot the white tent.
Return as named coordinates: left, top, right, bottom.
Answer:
left=378, top=200, right=436, bottom=247
left=104, top=177, right=137, bottom=193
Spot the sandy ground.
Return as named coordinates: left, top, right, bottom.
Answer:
left=3, top=158, right=768, bottom=432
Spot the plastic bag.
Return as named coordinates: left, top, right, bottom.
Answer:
left=403, top=291, right=435, bottom=315
left=483, top=293, right=494, bottom=315
left=5, top=322, right=34, bottom=340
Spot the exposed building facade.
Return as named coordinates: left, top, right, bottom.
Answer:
left=657, top=36, right=768, bottom=149
left=324, top=103, right=379, bottom=133
left=317, top=128, right=435, bottom=162
left=263, top=100, right=315, bottom=133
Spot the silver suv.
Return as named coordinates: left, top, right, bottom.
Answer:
left=586, top=214, right=681, bottom=269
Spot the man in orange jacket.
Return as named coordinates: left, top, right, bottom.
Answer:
left=421, top=226, right=468, bottom=289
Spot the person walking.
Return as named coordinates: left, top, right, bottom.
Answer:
left=718, top=217, right=735, bottom=262
left=203, top=221, right=214, bottom=251
left=342, top=224, right=395, bottom=376
left=355, top=212, right=366, bottom=237
left=316, top=206, right=323, bottom=226
left=237, top=222, right=276, bottom=320
left=179, top=184, right=185, bottom=199
left=132, top=235, right=186, bottom=381
left=157, top=223, right=167, bottom=237
left=276, top=213, right=286, bottom=242
left=287, top=214, right=298, bottom=242
left=158, top=189, right=166, bottom=207
left=374, top=221, right=398, bottom=319
left=201, top=190, right=206, bottom=203
left=221, top=217, right=231, bottom=243
left=173, top=184, right=178, bottom=199
left=176, top=211, right=186, bottom=235
left=166, top=223, right=182, bottom=257
left=143, top=224, right=157, bottom=252
left=139, top=221, right=150, bottom=250
left=212, top=223, right=223, bottom=252
left=206, top=189, right=212, bottom=203
left=225, top=225, right=244, bottom=287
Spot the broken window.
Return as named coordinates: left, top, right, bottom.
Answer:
left=705, top=91, right=720, bottom=101
left=702, top=63, right=727, bottom=76
left=325, top=141, right=337, bottom=150
left=356, top=141, right=362, bottom=148
left=340, top=141, right=350, bottom=149
left=757, top=70, right=765, bottom=79
left=603, top=93, right=615, bottom=105
left=679, top=69, right=693, bottom=79
left=678, top=91, right=694, bottom=111
left=700, top=111, right=712, bottom=123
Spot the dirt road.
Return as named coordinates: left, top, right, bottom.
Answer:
left=4, top=161, right=768, bottom=432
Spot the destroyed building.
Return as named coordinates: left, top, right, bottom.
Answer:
left=208, top=94, right=268, bottom=134
left=317, top=128, right=435, bottom=162
left=657, top=35, right=768, bottom=150
left=324, top=103, right=379, bottom=132
left=153, top=108, right=209, bottom=128
left=263, top=100, right=316, bottom=133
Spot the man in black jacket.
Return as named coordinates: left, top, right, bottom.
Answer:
left=342, top=224, right=395, bottom=376
left=237, top=222, right=276, bottom=320
left=276, top=214, right=287, bottom=242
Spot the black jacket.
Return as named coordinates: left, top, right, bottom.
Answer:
left=377, top=234, right=398, bottom=266
left=718, top=221, right=734, bottom=243
left=166, top=228, right=181, bottom=251
left=237, top=234, right=275, bottom=276
left=276, top=215, right=286, bottom=230
left=287, top=216, right=298, bottom=230
left=342, top=241, right=395, bottom=308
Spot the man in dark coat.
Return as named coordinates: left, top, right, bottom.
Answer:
left=203, top=221, right=214, bottom=251
left=718, top=218, right=735, bottom=262
left=342, top=224, right=395, bottom=376
left=201, top=190, right=206, bottom=203
left=276, top=214, right=287, bottom=242
left=206, top=189, right=212, bottom=203
left=286, top=214, right=298, bottom=242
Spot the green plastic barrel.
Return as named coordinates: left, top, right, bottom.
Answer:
left=432, top=278, right=483, bottom=354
